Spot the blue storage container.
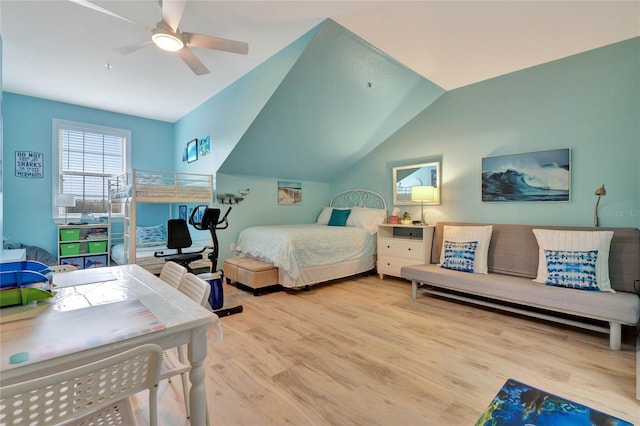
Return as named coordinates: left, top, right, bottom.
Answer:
left=198, top=271, right=224, bottom=310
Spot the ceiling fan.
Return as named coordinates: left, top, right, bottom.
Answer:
left=70, top=0, right=249, bottom=76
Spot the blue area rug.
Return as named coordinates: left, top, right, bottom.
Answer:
left=476, top=378, right=633, bottom=426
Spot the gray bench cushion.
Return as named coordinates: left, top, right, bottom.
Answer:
left=401, top=264, right=640, bottom=325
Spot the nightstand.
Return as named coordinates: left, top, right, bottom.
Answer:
left=377, top=224, right=435, bottom=279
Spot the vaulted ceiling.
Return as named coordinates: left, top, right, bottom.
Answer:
left=2, top=1, right=638, bottom=123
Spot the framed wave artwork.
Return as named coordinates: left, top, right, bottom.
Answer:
left=482, top=148, right=570, bottom=202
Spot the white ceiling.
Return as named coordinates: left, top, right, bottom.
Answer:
left=2, top=1, right=639, bottom=123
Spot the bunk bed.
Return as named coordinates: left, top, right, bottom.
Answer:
left=108, top=169, right=214, bottom=274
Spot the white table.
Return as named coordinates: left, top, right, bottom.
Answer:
left=0, top=264, right=219, bottom=425
left=1, top=249, right=27, bottom=263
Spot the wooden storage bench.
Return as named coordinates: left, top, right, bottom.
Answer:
left=223, top=257, right=279, bottom=294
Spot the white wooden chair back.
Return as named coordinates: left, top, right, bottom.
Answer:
left=178, top=273, right=211, bottom=308
left=0, top=344, right=163, bottom=426
left=159, top=261, right=187, bottom=288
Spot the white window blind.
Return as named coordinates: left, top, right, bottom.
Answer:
left=53, top=120, right=130, bottom=220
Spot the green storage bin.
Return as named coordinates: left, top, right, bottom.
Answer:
left=60, top=228, right=80, bottom=241
left=60, top=243, right=80, bottom=256
left=88, top=241, right=107, bottom=253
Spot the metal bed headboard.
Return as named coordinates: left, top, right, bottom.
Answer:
left=329, top=189, right=387, bottom=212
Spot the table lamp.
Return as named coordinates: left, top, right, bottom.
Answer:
left=57, top=193, right=76, bottom=224
left=411, top=186, right=435, bottom=225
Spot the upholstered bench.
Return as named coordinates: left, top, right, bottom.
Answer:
left=223, top=257, right=279, bottom=294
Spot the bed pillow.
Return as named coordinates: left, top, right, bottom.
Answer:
left=439, top=225, right=493, bottom=274
left=136, top=225, right=166, bottom=244
left=532, top=229, right=614, bottom=292
left=137, top=173, right=163, bottom=184
left=328, top=209, right=351, bottom=227
left=440, top=240, right=479, bottom=273
left=317, top=207, right=346, bottom=225
left=346, top=207, right=386, bottom=234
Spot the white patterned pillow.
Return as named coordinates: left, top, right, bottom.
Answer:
left=544, top=249, right=599, bottom=290
left=439, top=225, right=493, bottom=274
left=136, top=225, right=166, bottom=244
left=441, top=240, right=478, bottom=273
left=532, top=229, right=614, bottom=292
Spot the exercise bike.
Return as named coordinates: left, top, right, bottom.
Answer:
left=155, top=205, right=242, bottom=317
left=190, top=205, right=243, bottom=317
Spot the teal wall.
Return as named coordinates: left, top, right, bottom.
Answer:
left=332, top=37, right=640, bottom=228
left=2, top=93, right=174, bottom=257
left=174, top=26, right=317, bottom=176
left=221, top=19, right=444, bottom=182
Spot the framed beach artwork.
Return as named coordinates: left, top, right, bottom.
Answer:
left=278, top=181, right=302, bottom=205
left=482, top=148, right=570, bottom=202
left=199, top=135, right=210, bottom=157
left=186, top=139, right=198, bottom=163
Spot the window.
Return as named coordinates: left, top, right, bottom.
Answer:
left=52, top=120, right=131, bottom=221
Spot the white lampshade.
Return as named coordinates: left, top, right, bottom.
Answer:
left=56, top=193, right=76, bottom=208
left=411, top=186, right=435, bottom=202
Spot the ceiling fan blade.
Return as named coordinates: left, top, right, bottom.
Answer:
left=177, top=47, right=210, bottom=76
left=113, top=40, right=153, bottom=55
left=68, top=0, right=136, bottom=25
left=161, top=0, right=186, bottom=32
left=184, top=33, right=249, bottom=55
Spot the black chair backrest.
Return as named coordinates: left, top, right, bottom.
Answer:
left=166, top=219, right=192, bottom=253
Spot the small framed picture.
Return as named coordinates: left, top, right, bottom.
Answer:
left=178, top=205, right=187, bottom=221
left=278, top=181, right=302, bottom=205
left=186, top=139, right=198, bottom=163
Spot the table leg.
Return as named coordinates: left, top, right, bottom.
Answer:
left=188, top=325, right=208, bottom=425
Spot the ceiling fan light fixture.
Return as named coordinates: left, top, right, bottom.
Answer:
left=151, top=29, right=184, bottom=52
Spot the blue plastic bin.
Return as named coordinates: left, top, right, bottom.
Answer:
left=198, top=271, right=224, bottom=310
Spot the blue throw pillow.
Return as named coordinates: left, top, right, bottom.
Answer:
left=544, top=249, right=599, bottom=291
left=136, top=225, right=166, bottom=244
left=440, top=240, right=478, bottom=273
left=328, top=208, right=351, bottom=227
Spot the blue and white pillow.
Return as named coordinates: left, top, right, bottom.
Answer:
left=136, top=225, right=166, bottom=244
left=544, top=249, right=599, bottom=291
left=440, top=240, right=478, bottom=273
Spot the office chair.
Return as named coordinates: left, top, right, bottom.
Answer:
left=157, top=219, right=205, bottom=272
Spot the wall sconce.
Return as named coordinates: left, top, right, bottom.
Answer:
left=57, top=193, right=76, bottom=224
left=411, top=186, right=435, bottom=225
left=593, top=184, right=606, bottom=227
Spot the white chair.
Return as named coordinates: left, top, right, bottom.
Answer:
left=0, top=343, right=163, bottom=426
left=159, top=261, right=188, bottom=288
left=160, top=273, right=212, bottom=421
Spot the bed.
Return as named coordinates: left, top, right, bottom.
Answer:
left=108, top=169, right=214, bottom=274
left=234, top=189, right=387, bottom=289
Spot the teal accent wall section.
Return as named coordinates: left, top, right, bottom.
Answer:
left=2, top=93, right=174, bottom=258
left=332, top=37, right=640, bottom=228
left=174, top=25, right=317, bottom=176
left=219, top=19, right=444, bottom=182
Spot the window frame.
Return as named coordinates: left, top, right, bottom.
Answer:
left=51, top=119, right=131, bottom=223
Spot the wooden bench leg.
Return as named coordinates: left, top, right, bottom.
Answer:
left=609, top=322, right=621, bottom=351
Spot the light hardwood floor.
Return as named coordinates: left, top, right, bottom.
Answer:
left=134, top=274, right=639, bottom=425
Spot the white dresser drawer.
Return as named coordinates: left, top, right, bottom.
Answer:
left=377, top=256, right=424, bottom=278
left=378, top=239, right=424, bottom=261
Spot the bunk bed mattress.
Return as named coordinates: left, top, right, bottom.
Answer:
left=109, top=184, right=211, bottom=200
left=235, top=224, right=376, bottom=282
